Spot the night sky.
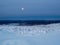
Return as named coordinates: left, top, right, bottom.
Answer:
left=0, top=0, right=60, bottom=20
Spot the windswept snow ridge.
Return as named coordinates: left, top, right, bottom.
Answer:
left=0, top=23, right=60, bottom=36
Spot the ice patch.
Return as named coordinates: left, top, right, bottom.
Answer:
left=2, top=39, right=28, bottom=45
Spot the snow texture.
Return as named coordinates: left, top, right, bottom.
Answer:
left=0, top=23, right=60, bottom=36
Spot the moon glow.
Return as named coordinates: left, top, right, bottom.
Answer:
left=22, top=8, right=24, bottom=11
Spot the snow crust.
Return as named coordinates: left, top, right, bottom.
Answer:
left=0, top=23, right=60, bottom=36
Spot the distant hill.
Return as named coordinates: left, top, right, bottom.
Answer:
left=0, top=20, right=60, bottom=25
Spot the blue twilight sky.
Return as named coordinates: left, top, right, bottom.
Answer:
left=0, top=0, right=60, bottom=20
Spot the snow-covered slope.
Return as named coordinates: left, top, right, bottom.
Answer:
left=0, top=23, right=60, bottom=36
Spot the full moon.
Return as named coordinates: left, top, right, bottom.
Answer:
left=22, top=8, right=24, bottom=11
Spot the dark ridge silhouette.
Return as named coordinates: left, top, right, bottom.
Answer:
left=0, top=20, right=60, bottom=25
